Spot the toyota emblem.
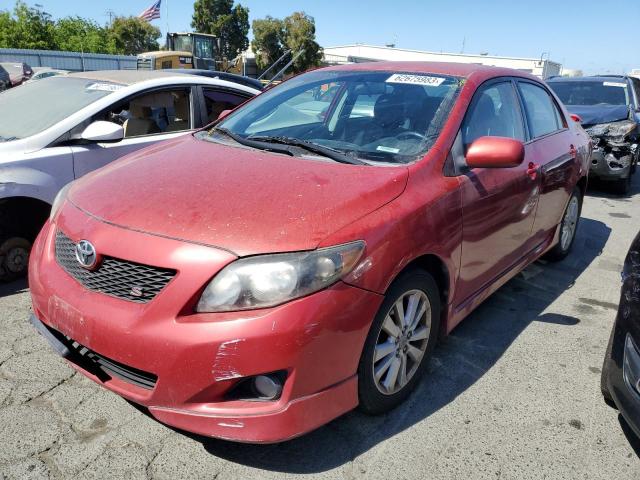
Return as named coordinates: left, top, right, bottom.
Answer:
left=75, top=240, right=98, bottom=269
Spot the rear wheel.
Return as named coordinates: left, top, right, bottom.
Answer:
left=358, top=270, right=440, bottom=414
left=546, top=187, right=581, bottom=262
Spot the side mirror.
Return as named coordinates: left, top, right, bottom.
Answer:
left=570, top=114, right=582, bottom=123
left=466, top=136, right=525, bottom=169
left=217, top=109, right=232, bottom=121
left=81, top=121, right=124, bottom=142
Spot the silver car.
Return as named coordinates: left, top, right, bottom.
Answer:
left=0, top=70, right=260, bottom=280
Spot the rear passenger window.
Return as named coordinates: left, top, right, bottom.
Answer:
left=462, top=81, right=525, bottom=148
left=518, top=82, right=564, bottom=138
left=203, top=89, right=249, bottom=123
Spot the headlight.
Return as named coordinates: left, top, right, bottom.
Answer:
left=196, top=241, right=365, bottom=312
left=49, top=182, right=73, bottom=221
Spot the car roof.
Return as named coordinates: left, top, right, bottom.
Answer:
left=547, top=75, right=630, bottom=83
left=169, top=69, right=264, bottom=90
left=321, top=61, right=540, bottom=82
left=67, top=70, right=192, bottom=85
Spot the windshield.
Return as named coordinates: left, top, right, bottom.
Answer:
left=549, top=80, right=630, bottom=106
left=209, top=70, right=462, bottom=164
left=0, top=77, right=118, bottom=141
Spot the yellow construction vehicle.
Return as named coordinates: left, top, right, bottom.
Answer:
left=137, top=32, right=221, bottom=71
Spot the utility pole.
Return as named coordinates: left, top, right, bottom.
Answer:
left=105, top=10, right=115, bottom=26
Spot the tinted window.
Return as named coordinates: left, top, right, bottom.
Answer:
left=462, top=82, right=525, bottom=148
left=548, top=80, right=630, bottom=106
left=203, top=89, right=249, bottom=123
left=519, top=82, right=561, bottom=138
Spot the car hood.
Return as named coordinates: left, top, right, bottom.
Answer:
left=68, top=135, right=409, bottom=256
left=566, top=104, right=630, bottom=126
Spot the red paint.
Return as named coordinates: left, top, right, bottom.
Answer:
left=466, top=136, right=525, bottom=169
left=29, top=62, right=590, bottom=442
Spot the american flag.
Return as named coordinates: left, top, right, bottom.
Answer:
left=138, top=0, right=161, bottom=22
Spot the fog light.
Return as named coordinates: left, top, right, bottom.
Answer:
left=253, top=374, right=283, bottom=400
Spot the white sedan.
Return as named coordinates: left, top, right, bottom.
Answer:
left=0, top=70, right=260, bottom=280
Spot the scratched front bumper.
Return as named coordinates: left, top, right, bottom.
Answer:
left=29, top=204, right=383, bottom=442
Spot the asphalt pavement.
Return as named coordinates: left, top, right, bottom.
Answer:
left=1, top=177, right=640, bottom=479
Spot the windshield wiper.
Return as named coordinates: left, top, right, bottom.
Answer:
left=209, top=127, right=296, bottom=156
left=0, top=136, right=17, bottom=142
left=247, top=136, right=366, bottom=165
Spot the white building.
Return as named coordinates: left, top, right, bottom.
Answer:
left=323, top=44, right=562, bottom=79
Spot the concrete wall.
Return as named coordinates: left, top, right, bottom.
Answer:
left=0, top=48, right=137, bottom=72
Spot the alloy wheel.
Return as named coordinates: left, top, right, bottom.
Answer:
left=372, top=289, right=431, bottom=395
left=560, top=196, right=579, bottom=251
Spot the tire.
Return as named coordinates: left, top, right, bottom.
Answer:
left=601, top=326, right=616, bottom=408
left=546, top=187, right=581, bottom=262
left=0, top=236, right=31, bottom=282
left=358, top=269, right=440, bottom=415
left=611, top=174, right=632, bottom=196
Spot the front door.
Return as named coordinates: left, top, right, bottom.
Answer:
left=455, top=79, right=541, bottom=305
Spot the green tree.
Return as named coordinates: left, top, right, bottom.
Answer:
left=0, top=11, right=16, bottom=49
left=107, top=17, right=160, bottom=55
left=54, top=17, right=111, bottom=54
left=0, top=1, right=56, bottom=50
left=251, top=16, right=285, bottom=70
left=191, top=0, right=249, bottom=58
left=282, top=12, right=322, bottom=74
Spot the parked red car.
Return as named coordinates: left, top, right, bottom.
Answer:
left=29, top=62, right=591, bottom=443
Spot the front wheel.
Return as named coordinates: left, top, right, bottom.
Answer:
left=357, top=270, right=440, bottom=414
left=0, top=236, right=31, bottom=282
left=546, top=187, right=581, bottom=262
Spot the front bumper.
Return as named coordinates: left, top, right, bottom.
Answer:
left=608, top=327, right=640, bottom=439
left=588, top=147, right=633, bottom=181
left=29, top=205, right=383, bottom=443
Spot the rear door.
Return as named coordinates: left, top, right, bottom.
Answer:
left=70, top=86, right=196, bottom=178
left=516, top=80, right=579, bottom=243
left=455, top=79, right=542, bottom=305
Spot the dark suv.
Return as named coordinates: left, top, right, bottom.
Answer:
left=548, top=75, right=640, bottom=194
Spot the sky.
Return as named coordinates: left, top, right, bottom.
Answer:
left=2, top=0, right=638, bottom=74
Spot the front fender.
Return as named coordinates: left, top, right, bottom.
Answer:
left=0, top=155, right=73, bottom=205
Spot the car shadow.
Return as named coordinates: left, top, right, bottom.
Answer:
left=183, top=217, right=611, bottom=473
left=0, top=277, right=28, bottom=298
left=585, top=170, right=640, bottom=200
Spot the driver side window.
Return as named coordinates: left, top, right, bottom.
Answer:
left=462, top=81, right=525, bottom=149
left=94, top=88, right=192, bottom=138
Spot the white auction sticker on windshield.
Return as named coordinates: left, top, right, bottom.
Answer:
left=386, top=73, right=445, bottom=87
left=86, top=82, right=123, bottom=92
left=603, top=81, right=627, bottom=88
left=377, top=145, right=400, bottom=153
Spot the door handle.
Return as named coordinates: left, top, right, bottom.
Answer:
left=569, top=144, right=577, bottom=158
left=526, top=162, right=539, bottom=180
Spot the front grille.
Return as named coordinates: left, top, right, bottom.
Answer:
left=45, top=323, right=158, bottom=390
left=55, top=230, right=176, bottom=303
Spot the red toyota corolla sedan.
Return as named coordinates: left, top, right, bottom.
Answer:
left=29, top=62, right=590, bottom=443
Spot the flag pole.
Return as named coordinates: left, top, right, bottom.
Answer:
left=165, top=0, right=170, bottom=35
